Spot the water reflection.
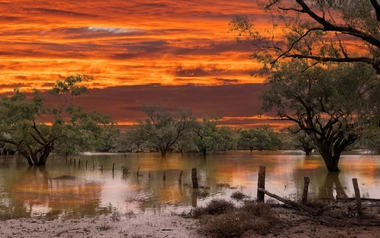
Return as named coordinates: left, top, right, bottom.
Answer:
left=0, top=151, right=379, bottom=219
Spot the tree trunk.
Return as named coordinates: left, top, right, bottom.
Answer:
left=320, top=151, right=340, bottom=172
left=160, top=148, right=167, bottom=157
left=202, top=148, right=207, bottom=156
left=305, top=148, right=312, bottom=156
left=36, top=148, right=52, bottom=166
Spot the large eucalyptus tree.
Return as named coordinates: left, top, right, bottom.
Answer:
left=260, top=60, right=380, bottom=172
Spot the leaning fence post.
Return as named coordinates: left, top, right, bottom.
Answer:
left=192, top=168, right=198, bottom=189
left=302, top=177, right=310, bottom=205
left=257, top=166, right=266, bottom=202
left=352, top=178, right=364, bottom=218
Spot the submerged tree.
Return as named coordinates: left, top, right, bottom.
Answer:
left=260, top=60, right=380, bottom=172
left=238, top=126, right=282, bottom=151
left=288, top=126, right=315, bottom=155
left=192, top=117, right=220, bottom=156
left=0, top=75, right=115, bottom=166
left=136, top=106, right=196, bottom=157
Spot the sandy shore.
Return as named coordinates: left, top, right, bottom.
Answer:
left=0, top=212, right=205, bottom=238
left=1, top=204, right=380, bottom=238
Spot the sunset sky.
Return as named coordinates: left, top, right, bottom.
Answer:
left=0, top=0, right=277, bottom=128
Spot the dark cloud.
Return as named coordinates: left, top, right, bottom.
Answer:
left=23, top=8, right=98, bottom=18
left=51, top=84, right=268, bottom=125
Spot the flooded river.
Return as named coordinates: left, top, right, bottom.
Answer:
left=0, top=150, right=379, bottom=219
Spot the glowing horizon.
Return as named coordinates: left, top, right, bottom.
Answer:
left=0, top=1, right=286, bottom=128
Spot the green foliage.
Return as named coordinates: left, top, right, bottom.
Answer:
left=129, top=106, right=197, bottom=157
left=0, top=75, right=116, bottom=166
left=260, top=60, right=380, bottom=171
left=287, top=126, right=315, bottom=155
left=238, top=126, right=282, bottom=151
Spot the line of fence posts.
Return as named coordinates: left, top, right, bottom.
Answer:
left=64, top=159, right=365, bottom=217
left=65, top=160, right=366, bottom=217
left=256, top=165, right=364, bottom=218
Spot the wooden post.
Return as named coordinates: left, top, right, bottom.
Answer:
left=93, top=163, right=95, bottom=170
left=137, top=166, right=140, bottom=176
left=78, top=159, right=80, bottom=167
left=352, top=178, right=364, bottom=218
left=163, top=171, right=166, bottom=181
left=191, top=168, right=198, bottom=189
left=70, top=158, right=72, bottom=165
left=112, top=163, right=115, bottom=172
left=85, top=160, right=88, bottom=169
left=148, top=170, right=151, bottom=178
left=74, top=158, right=76, bottom=166
left=257, top=166, right=266, bottom=202
left=179, top=170, right=183, bottom=184
left=302, top=177, right=310, bottom=205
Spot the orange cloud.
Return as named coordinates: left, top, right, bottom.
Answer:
left=0, top=1, right=289, bottom=127
left=0, top=0, right=269, bottom=92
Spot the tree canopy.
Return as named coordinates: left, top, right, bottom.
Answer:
left=230, top=0, right=380, bottom=72
left=260, top=60, right=380, bottom=171
left=0, top=75, right=116, bottom=166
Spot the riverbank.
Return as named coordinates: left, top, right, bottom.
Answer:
left=1, top=201, right=379, bottom=238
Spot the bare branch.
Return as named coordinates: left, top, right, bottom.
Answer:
left=278, top=7, right=305, bottom=13
left=370, top=0, right=380, bottom=22
left=271, top=27, right=323, bottom=65
left=265, top=0, right=281, bottom=10
left=296, top=0, right=380, bottom=48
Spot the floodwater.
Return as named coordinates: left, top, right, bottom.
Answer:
left=0, top=150, right=379, bottom=219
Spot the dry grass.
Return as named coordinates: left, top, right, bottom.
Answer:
left=191, top=199, right=278, bottom=237
left=231, top=191, right=247, bottom=200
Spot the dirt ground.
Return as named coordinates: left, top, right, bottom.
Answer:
left=1, top=201, right=380, bottom=238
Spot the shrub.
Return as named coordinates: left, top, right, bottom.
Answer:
left=194, top=199, right=278, bottom=237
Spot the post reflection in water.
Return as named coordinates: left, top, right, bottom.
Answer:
left=0, top=151, right=379, bottom=219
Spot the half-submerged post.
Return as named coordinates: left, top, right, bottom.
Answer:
left=302, top=177, right=310, bottom=205
left=352, top=178, right=364, bottom=218
left=163, top=171, right=166, bottom=181
left=85, top=160, right=88, bottom=170
left=257, top=166, right=266, bottom=202
left=191, top=168, right=198, bottom=189
left=179, top=170, right=183, bottom=184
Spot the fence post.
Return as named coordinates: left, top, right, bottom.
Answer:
left=179, top=170, right=183, bottom=184
left=352, top=178, right=364, bottom=218
left=257, top=166, right=266, bottom=202
left=302, top=177, right=310, bottom=204
left=192, top=168, right=198, bottom=189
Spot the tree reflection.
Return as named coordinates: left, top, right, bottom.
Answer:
left=3, top=166, right=105, bottom=219
left=319, top=172, right=348, bottom=199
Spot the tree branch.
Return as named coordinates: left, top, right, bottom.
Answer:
left=271, top=27, right=322, bottom=65
left=295, top=0, right=380, bottom=48
left=370, top=0, right=380, bottom=23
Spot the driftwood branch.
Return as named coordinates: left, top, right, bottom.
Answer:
left=257, top=188, right=317, bottom=214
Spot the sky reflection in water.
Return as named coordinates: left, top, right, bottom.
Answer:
left=0, top=151, right=379, bottom=219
